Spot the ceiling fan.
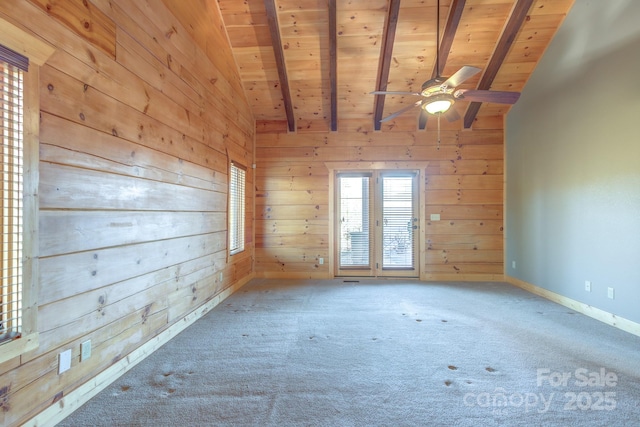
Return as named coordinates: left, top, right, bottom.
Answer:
left=371, top=0, right=521, bottom=124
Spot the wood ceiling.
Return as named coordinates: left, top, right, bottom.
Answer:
left=217, top=0, right=575, bottom=132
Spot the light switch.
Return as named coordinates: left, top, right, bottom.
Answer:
left=58, top=349, right=72, bottom=374
left=430, top=213, right=441, bottom=221
left=81, top=340, right=92, bottom=361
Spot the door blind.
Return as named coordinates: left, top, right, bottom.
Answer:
left=381, top=175, right=415, bottom=269
left=338, top=174, right=370, bottom=267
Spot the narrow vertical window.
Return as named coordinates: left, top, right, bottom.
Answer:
left=0, top=21, right=52, bottom=363
left=0, top=46, right=27, bottom=345
left=229, top=162, right=246, bottom=255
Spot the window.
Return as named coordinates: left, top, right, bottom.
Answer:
left=0, top=20, right=53, bottom=363
left=229, top=162, right=246, bottom=255
left=0, top=46, right=27, bottom=346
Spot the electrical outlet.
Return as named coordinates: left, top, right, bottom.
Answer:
left=81, top=340, right=92, bottom=362
left=219, top=272, right=223, bottom=282
left=58, top=349, right=72, bottom=374
left=607, top=287, right=614, bottom=299
left=430, top=213, right=441, bottom=221
left=512, top=261, right=516, bottom=269
left=319, top=257, right=324, bottom=265
left=585, top=281, right=591, bottom=292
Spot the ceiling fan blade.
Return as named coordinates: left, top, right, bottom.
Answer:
left=379, top=100, right=423, bottom=123
left=454, top=89, right=521, bottom=104
left=444, top=108, right=460, bottom=122
left=442, top=66, right=481, bottom=88
left=371, top=91, right=422, bottom=96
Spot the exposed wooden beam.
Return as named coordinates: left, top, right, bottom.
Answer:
left=373, top=0, right=401, bottom=131
left=419, top=0, right=467, bottom=130
left=264, top=0, right=295, bottom=132
left=329, top=0, right=337, bottom=132
left=463, top=0, right=534, bottom=129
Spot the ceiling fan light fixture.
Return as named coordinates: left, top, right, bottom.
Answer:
left=423, top=93, right=454, bottom=114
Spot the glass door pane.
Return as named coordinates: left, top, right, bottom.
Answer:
left=381, top=174, right=417, bottom=271
left=337, top=174, right=371, bottom=270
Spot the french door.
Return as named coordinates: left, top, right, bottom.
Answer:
left=335, top=170, right=419, bottom=277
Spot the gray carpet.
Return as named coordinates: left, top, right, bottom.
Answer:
left=59, top=279, right=640, bottom=426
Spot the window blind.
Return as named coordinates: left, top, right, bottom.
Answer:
left=0, top=53, right=24, bottom=344
left=229, top=162, right=246, bottom=255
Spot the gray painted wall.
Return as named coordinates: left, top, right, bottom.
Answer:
left=506, top=0, right=640, bottom=324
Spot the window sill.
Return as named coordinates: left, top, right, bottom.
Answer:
left=0, top=332, right=38, bottom=364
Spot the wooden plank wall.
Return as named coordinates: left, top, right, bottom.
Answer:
left=0, top=1, right=254, bottom=425
left=255, top=118, right=503, bottom=280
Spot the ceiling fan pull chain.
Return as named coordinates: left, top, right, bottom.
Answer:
left=437, top=113, right=441, bottom=151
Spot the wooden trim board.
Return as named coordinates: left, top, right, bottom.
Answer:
left=24, top=274, right=254, bottom=427
left=506, top=275, right=640, bottom=338
left=424, top=273, right=504, bottom=282
left=257, top=271, right=331, bottom=280
left=256, top=271, right=503, bottom=282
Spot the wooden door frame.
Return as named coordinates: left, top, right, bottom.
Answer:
left=326, top=161, right=429, bottom=279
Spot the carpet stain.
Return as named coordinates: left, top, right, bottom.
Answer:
left=448, top=365, right=458, bottom=371
left=372, top=337, right=378, bottom=341
left=121, top=385, right=131, bottom=392
left=242, top=334, right=249, bottom=337
left=485, top=367, right=496, bottom=372
left=168, top=388, right=176, bottom=394
left=444, top=380, right=452, bottom=387
left=163, top=372, right=173, bottom=377
left=441, top=319, right=448, bottom=323
left=416, top=319, right=422, bottom=322
left=309, top=335, right=315, bottom=340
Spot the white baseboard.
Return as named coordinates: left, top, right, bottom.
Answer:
left=26, top=275, right=253, bottom=427
left=505, top=275, right=640, bottom=338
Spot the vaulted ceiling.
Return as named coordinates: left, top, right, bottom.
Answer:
left=217, top=0, right=575, bottom=132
